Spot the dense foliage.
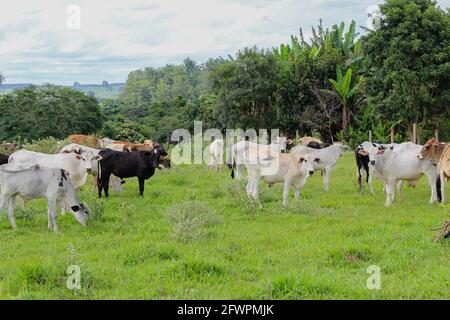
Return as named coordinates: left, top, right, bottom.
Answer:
left=0, top=85, right=103, bottom=142
left=1, top=0, right=448, bottom=145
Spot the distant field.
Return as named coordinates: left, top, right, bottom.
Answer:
left=74, top=84, right=124, bottom=100
left=0, top=152, right=448, bottom=299
left=0, top=83, right=124, bottom=100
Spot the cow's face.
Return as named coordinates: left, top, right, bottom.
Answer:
left=273, top=137, right=292, bottom=153
left=71, top=203, right=90, bottom=225
left=75, top=151, right=102, bottom=174
left=418, top=138, right=438, bottom=160
left=298, top=156, right=315, bottom=176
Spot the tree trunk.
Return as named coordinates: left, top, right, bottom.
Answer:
left=342, top=104, right=349, bottom=138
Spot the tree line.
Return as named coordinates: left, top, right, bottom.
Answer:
left=0, top=0, right=449, bottom=146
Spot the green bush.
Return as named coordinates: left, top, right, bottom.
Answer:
left=167, top=201, right=221, bottom=242
left=23, top=137, right=68, bottom=154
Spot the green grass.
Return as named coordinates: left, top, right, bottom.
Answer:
left=0, top=153, right=448, bottom=299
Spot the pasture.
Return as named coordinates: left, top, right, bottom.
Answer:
left=0, top=152, right=448, bottom=299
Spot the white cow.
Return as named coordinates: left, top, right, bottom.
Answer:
left=9, top=149, right=96, bottom=190
left=209, top=139, right=224, bottom=171
left=357, top=141, right=420, bottom=194
left=244, top=149, right=317, bottom=207
left=104, top=143, right=127, bottom=152
left=0, top=164, right=90, bottom=231
left=228, top=137, right=292, bottom=180
left=60, top=143, right=123, bottom=192
left=364, top=144, right=438, bottom=207
left=290, top=143, right=350, bottom=191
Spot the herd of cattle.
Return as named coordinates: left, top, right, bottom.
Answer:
left=0, top=133, right=448, bottom=231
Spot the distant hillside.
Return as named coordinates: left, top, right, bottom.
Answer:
left=0, top=82, right=125, bottom=100
left=0, top=83, right=33, bottom=93
left=73, top=83, right=125, bottom=100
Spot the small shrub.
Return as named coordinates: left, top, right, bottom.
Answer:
left=86, top=198, right=105, bottom=222
left=23, top=137, right=68, bottom=154
left=167, top=201, right=221, bottom=242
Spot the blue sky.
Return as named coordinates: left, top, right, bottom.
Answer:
left=0, top=0, right=449, bottom=85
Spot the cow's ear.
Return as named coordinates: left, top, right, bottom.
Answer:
left=94, top=155, right=102, bottom=161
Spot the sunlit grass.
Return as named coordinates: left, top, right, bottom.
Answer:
left=0, top=152, right=448, bottom=299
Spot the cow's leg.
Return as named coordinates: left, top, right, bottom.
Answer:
left=138, top=177, right=145, bottom=197
left=368, top=166, right=375, bottom=195
left=323, top=169, right=331, bottom=192
left=252, top=177, right=259, bottom=201
left=357, top=165, right=363, bottom=193
left=282, top=180, right=292, bottom=208
left=98, top=176, right=103, bottom=198
left=103, top=174, right=111, bottom=198
left=396, top=181, right=404, bottom=203
left=439, top=172, right=446, bottom=204
left=0, top=196, right=8, bottom=216
left=6, top=197, right=17, bottom=229
left=294, top=182, right=303, bottom=201
left=385, top=182, right=395, bottom=207
left=426, top=172, right=438, bottom=204
left=246, top=177, right=253, bottom=199
left=47, top=197, right=58, bottom=232
left=236, top=164, right=244, bottom=180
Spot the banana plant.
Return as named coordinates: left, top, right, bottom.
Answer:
left=326, top=67, right=360, bottom=138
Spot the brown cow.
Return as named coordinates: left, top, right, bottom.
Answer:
left=299, top=136, right=323, bottom=146
left=436, top=145, right=450, bottom=203
left=68, top=134, right=100, bottom=148
left=417, top=137, right=449, bottom=162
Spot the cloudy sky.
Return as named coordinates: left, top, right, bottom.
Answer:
left=0, top=0, right=449, bottom=85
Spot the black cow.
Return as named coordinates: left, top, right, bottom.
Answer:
left=0, top=153, right=9, bottom=165
left=307, top=141, right=331, bottom=149
left=97, top=147, right=167, bottom=198
left=355, top=145, right=370, bottom=193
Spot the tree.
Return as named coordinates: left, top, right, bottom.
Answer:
left=362, top=0, right=450, bottom=140
left=327, top=67, right=360, bottom=137
left=211, top=47, right=279, bottom=129
left=0, top=85, right=104, bottom=141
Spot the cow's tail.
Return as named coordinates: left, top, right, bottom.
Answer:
left=227, top=146, right=236, bottom=179
left=97, top=159, right=102, bottom=188
left=436, top=175, right=442, bottom=203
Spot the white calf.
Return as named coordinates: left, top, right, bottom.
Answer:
left=290, top=143, right=349, bottom=191
left=245, top=149, right=316, bottom=207
left=366, top=144, right=438, bottom=207
left=0, top=164, right=90, bottom=231
left=209, top=139, right=224, bottom=171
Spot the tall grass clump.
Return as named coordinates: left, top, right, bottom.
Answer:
left=167, top=201, right=221, bottom=242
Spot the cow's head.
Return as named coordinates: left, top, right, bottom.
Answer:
left=273, top=136, right=292, bottom=153
left=70, top=203, right=90, bottom=225
left=298, top=156, right=315, bottom=176
left=418, top=137, right=439, bottom=160
left=142, top=144, right=168, bottom=168
left=74, top=151, right=102, bottom=174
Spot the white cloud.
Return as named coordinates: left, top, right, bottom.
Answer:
left=0, top=0, right=449, bottom=84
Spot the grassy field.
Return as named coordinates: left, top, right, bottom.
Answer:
left=0, top=152, right=448, bottom=299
